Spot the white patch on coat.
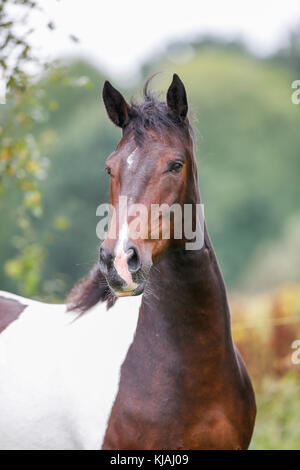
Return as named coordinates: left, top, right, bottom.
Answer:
left=0, top=291, right=141, bottom=450
left=126, top=148, right=137, bottom=169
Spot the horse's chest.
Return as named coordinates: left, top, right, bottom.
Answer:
left=103, top=393, right=243, bottom=450
left=102, top=350, right=244, bottom=450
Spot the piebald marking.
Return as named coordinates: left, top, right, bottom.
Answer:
left=0, top=290, right=141, bottom=450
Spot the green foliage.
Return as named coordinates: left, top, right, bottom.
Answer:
left=231, top=283, right=300, bottom=449
left=0, top=0, right=93, bottom=297
left=0, top=0, right=40, bottom=82
left=242, top=214, right=300, bottom=291
left=0, top=0, right=55, bottom=296
left=4, top=243, right=45, bottom=296
left=0, top=73, right=49, bottom=296
left=251, top=373, right=300, bottom=450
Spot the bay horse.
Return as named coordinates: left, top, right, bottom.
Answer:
left=0, top=74, right=256, bottom=450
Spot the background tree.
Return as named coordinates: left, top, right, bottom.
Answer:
left=0, top=0, right=89, bottom=297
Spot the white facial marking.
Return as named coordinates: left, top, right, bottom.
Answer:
left=114, top=223, right=138, bottom=291
left=127, top=148, right=137, bottom=169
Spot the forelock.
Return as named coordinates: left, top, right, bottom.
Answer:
left=125, top=79, right=193, bottom=145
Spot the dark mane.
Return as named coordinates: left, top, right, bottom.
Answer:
left=67, top=263, right=115, bottom=314
left=126, top=78, right=193, bottom=145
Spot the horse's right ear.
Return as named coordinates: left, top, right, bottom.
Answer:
left=102, top=81, right=130, bottom=128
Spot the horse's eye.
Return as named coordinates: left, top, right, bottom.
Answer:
left=105, top=167, right=112, bottom=176
left=168, top=161, right=183, bottom=173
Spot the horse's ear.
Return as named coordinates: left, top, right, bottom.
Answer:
left=167, top=74, right=188, bottom=121
left=102, top=81, right=130, bottom=128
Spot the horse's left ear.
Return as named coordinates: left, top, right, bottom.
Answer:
left=102, top=81, right=130, bottom=128
left=167, top=74, right=188, bottom=121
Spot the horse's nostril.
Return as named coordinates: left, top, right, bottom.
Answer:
left=99, top=246, right=113, bottom=268
left=127, top=246, right=141, bottom=273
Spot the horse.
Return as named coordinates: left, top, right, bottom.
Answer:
left=0, top=74, right=256, bottom=450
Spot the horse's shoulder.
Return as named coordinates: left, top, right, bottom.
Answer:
left=0, top=292, right=27, bottom=333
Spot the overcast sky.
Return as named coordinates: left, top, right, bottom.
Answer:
left=29, top=0, right=300, bottom=82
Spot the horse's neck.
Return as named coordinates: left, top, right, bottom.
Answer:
left=140, top=226, right=234, bottom=365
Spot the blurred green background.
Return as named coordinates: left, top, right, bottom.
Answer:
left=1, top=1, right=300, bottom=449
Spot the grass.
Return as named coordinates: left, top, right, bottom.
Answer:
left=250, top=372, right=300, bottom=449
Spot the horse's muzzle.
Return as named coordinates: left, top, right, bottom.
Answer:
left=99, top=244, right=149, bottom=297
